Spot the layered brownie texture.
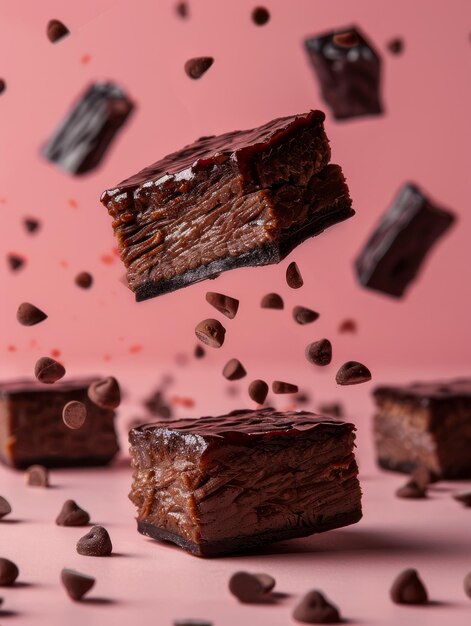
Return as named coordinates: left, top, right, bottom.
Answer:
left=129, top=408, right=362, bottom=557
left=373, top=380, right=471, bottom=478
left=101, top=110, right=353, bottom=301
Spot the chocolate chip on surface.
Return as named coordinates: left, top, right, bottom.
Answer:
left=62, top=401, right=87, bottom=429
left=87, top=377, right=121, bottom=409
left=184, top=57, right=214, bottom=79
left=305, top=339, right=332, bottom=366
left=335, top=361, right=371, bottom=385
left=47, top=19, right=70, bottom=43
left=75, top=271, right=93, bottom=289
left=390, top=569, right=428, bottom=604
left=0, top=558, right=19, bottom=586
left=333, top=31, right=360, bottom=48
left=0, top=496, right=12, bottom=519
left=25, top=464, right=49, bottom=487
left=56, top=500, right=90, bottom=526
left=61, top=568, right=95, bottom=601
left=251, top=7, right=270, bottom=26
left=453, top=491, right=471, bottom=507
left=293, top=589, right=341, bottom=623
left=261, top=293, right=284, bottom=309
left=293, top=306, right=319, bottom=325
left=195, top=319, right=226, bottom=348
left=76, top=525, right=112, bottom=557
left=396, top=480, right=427, bottom=499
left=223, top=359, right=247, bottom=381
left=206, top=292, right=239, bottom=319
left=229, top=571, right=275, bottom=603
left=286, top=262, right=303, bottom=289
left=34, top=357, right=65, bottom=383
left=272, top=381, right=298, bottom=394
left=248, top=380, right=268, bottom=404
left=17, top=302, right=48, bottom=326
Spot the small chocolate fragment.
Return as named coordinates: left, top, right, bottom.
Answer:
left=387, top=38, right=404, bottom=55
left=47, top=19, right=69, bottom=43
left=273, top=381, right=298, bottom=394
left=223, top=359, right=247, bottom=381
left=333, top=30, right=360, bottom=48
left=175, top=2, right=188, bottom=19
left=252, top=7, right=270, bottom=26
left=229, top=571, right=275, bottom=603
left=464, top=572, right=471, bottom=599
left=0, top=558, right=19, bottom=586
left=248, top=380, right=269, bottom=404
left=143, top=389, right=172, bottom=419
left=194, top=345, right=205, bottom=359
left=336, top=361, right=371, bottom=385
left=195, top=319, right=226, bottom=348
left=23, top=218, right=40, bottom=234
left=56, top=500, right=90, bottom=526
left=305, top=339, right=332, bottom=366
left=35, top=357, right=66, bottom=384
left=0, top=496, right=12, bottom=519
left=261, top=293, right=284, bottom=309
left=396, top=479, right=427, bottom=499
left=318, top=402, right=343, bottom=417
left=184, top=57, right=214, bottom=79
left=75, top=271, right=93, bottom=289
left=293, top=590, right=341, bottom=624
left=390, top=569, right=428, bottom=605
left=7, top=254, right=25, bottom=271
left=87, top=377, right=121, bottom=409
left=61, top=568, right=95, bottom=601
left=338, top=319, right=356, bottom=333
left=286, top=261, right=303, bottom=289
left=76, top=525, right=112, bottom=557
left=453, top=491, right=471, bottom=507
left=25, top=464, right=49, bottom=487
left=293, top=306, right=319, bottom=325
left=62, top=401, right=87, bottom=429
left=206, top=292, right=239, bottom=319
left=16, top=302, right=48, bottom=326
left=0, top=79, right=5, bottom=95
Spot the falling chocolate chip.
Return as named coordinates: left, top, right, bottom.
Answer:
left=272, top=381, right=298, bottom=394
left=61, top=568, right=95, bottom=601
left=453, top=491, right=471, bottom=507
left=390, top=569, right=428, bottom=604
left=34, top=357, right=66, bottom=384
left=46, top=19, right=70, bottom=43
left=184, top=57, right=214, bottom=79
left=333, top=31, right=360, bottom=48
left=229, top=571, right=275, bottom=603
left=194, top=344, right=205, bottom=359
left=261, top=293, right=284, bottom=309
left=25, top=464, right=49, bottom=487
left=143, top=389, right=172, bottom=418
left=175, top=1, right=188, bottom=18
left=338, top=319, right=357, bottom=333
left=76, top=525, right=112, bottom=557
left=293, top=306, right=319, bottom=325
left=75, top=271, right=93, bottom=289
left=62, top=401, right=87, bottom=429
left=205, top=292, right=239, bottom=319
left=0, top=558, right=19, bottom=586
left=195, top=319, right=226, bottom=348
left=335, top=361, right=371, bottom=385
left=23, top=218, right=40, bottom=234
left=464, top=572, right=471, bottom=599
left=88, top=377, right=121, bottom=409
left=0, top=496, right=12, bottom=519
left=248, top=380, right=268, bottom=404
left=318, top=402, right=343, bottom=418
left=396, top=479, right=427, bottom=499
left=223, top=359, right=247, bottom=381
left=305, top=339, right=332, bottom=366
left=387, top=38, right=404, bottom=55
left=7, top=254, right=25, bottom=271
left=56, top=500, right=90, bottom=526
left=251, top=7, right=270, bottom=26
left=293, top=590, right=341, bottom=624
left=286, top=262, right=303, bottom=289
left=16, top=302, right=48, bottom=326
left=0, top=79, right=6, bottom=95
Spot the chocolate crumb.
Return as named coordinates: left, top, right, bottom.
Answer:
left=286, top=262, right=303, bottom=289
left=76, top=525, right=112, bottom=557
left=34, top=357, right=66, bottom=383
left=0, top=558, right=19, bottom=586
left=206, top=292, right=239, bottom=319
left=293, top=306, right=319, bottom=325
left=305, top=339, right=332, bottom=366
left=229, top=571, right=275, bottom=603
left=390, top=569, right=428, bottom=604
left=222, top=358, right=247, bottom=381
left=194, top=344, right=205, bottom=359
left=175, top=1, right=188, bottom=19
left=318, top=402, right=343, bottom=418
left=23, top=218, right=40, bottom=234
left=261, top=293, right=284, bottom=309
left=62, top=401, right=87, bottom=429
left=387, top=38, right=404, bottom=55
left=88, top=377, right=121, bottom=409
left=293, top=589, right=341, bottom=623
left=0, top=496, right=12, bottom=519
left=272, top=381, right=298, bottom=394
left=47, top=19, right=70, bottom=43
left=0, top=79, right=6, bottom=95
left=61, top=568, right=95, bottom=601
left=333, top=31, right=360, bottom=48
left=464, top=572, right=471, bottom=599
left=25, top=464, right=49, bottom=487
left=396, top=479, right=427, bottom=499
left=195, top=319, right=226, bottom=348
left=251, top=7, right=270, bottom=26
left=184, top=57, right=214, bottom=79
left=7, top=254, right=25, bottom=271
left=248, top=380, right=269, bottom=404
left=453, top=491, right=471, bottom=507
left=338, top=319, right=357, bottom=333
left=16, top=302, right=48, bottom=326
left=335, top=361, right=371, bottom=385
left=56, top=500, right=90, bottom=526
left=75, top=272, right=93, bottom=289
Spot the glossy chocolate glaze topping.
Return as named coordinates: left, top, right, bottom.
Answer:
left=374, top=379, right=471, bottom=403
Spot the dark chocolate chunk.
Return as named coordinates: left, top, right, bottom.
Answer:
left=0, top=558, right=19, bottom=586
left=23, top=218, right=40, bottom=234
left=305, top=26, right=382, bottom=120
left=387, top=38, right=404, bottom=55
left=42, top=82, right=134, bottom=175
left=248, top=380, right=269, bottom=404
left=184, top=57, right=214, bottom=79
left=286, top=261, right=303, bottom=289
left=396, top=479, right=427, bottom=499
left=355, top=184, right=455, bottom=297
left=205, top=292, right=239, bottom=319
left=453, top=491, right=471, bottom=507
left=390, top=569, right=428, bottom=605
left=62, top=401, right=87, bottom=430
left=223, top=359, right=247, bottom=381
left=338, top=319, right=356, bottom=333
left=272, top=381, right=298, bottom=394
left=143, top=389, right=172, bottom=419
left=35, top=357, right=66, bottom=384
left=411, top=465, right=437, bottom=489
left=56, top=500, right=90, bottom=526
left=75, top=271, right=93, bottom=289
left=16, top=302, right=48, bottom=326
left=464, top=572, right=471, bottom=599
left=7, top=254, right=25, bottom=271
left=76, top=525, right=112, bottom=557
left=87, top=377, right=121, bottom=409
left=0, top=79, right=5, bottom=95
left=195, top=319, right=226, bottom=348
left=293, top=590, right=341, bottom=623
left=293, top=306, right=319, bottom=325
left=251, top=7, right=270, bottom=26
left=194, top=345, right=205, bottom=359
left=61, top=568, right=95, bottom=601
left=25, top=464, right=49, bottom=487
left=175, top=2, right=189, bottom=19
left=0, top=496, right=12, bottom=519
left=47, top=19, right=69, bottom=43
left=261, top=293, right=284, bottom=309
left=305, top=339, right=332, bottom=366
left=336, top=361, right=371, bottom=385
left=229, top=571, right=275, bottom=603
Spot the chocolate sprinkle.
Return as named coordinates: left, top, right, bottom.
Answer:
left=76, top=525, right=112, bottom=557
left=286, top=262, right=303, bottom=289
left=184, top=57, right=214, bottom=79
left=453, top=491, right=471, bottom=507
left=464, top=572, right=471, bottom=599
left=75, top=271, right=93, bottom=289
left=261, top=293, right=284, bottom=309
left=25, top=464, right=49, bottom=487
left=229, top=571, right=275, bottom=603
left=23, top=218, right=40, bottom=234
left=56, top=500, right=90, bottom=526
left=223, top=358, right=247, bottom=381
left=390, top=569, right=428, bottom=604
left=248, top=380, right=269, bottom=404
left=272, top=381, right=298, bottom=394
left=332, top=31, right=360, bottom=48
left=387, top=38, right=404, bottom=55
left=88, top=377, right=121, bottom=409
left=305, top=339, right=332, bottom=366
left=194, top=344, right=205, bottom=359
left=293, top=590, right=341, bottom=624
left=0, top=496, right=12, bottom=519
left=195, top=319, right=226, bottom=348
left=16, top=302, right=48, bottom=326
left=335, top=361, right=371, bottom=385
left=62, top=401, right=87, bottom=429
left=61, top=568, right=95, bottom=601
left=46, top=19, right=70, bottom=43
left=0, top=558, right=19, bottom=586
left=206, top=292, right=239, bottom=319
left=396, top=479, right=427, bottom=499
left=251, top=7, right=270, bottom=26
left=7, top=254, right=25, bottom=271
left=34, top=357, right=66, bottom=384
left=293, top=306, right=319, bottom=325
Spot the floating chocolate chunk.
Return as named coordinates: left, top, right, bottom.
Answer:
left=453, top=491, right=471, bottom=507
left=175, top=1, right=188, bottom=19
left=261, top=293, right=284, bottom=309
left=464, top=572, right=471, bottom=599
left=305, top=339, right=332, bottom=366
left=0, top=558, right=19, bottom=586
left=252, top=7, right=270, bottom=26
left=295, top=392, right=310, bottom=404
left=34, top=357, right=66, bottom=384
left=174, top=621, right=212, bottom=626
left=229, top=571, right=275, bottom=603
left=25, top=464, right=49, bottom=487
left=184, top=57, right=214, bottom=79
left=273, top=381, right=298, bottom=394
left=56, top=500, right=90, bottom=526
left=143, top=389, right=172, bottom=419
left=47, top=19, right=70, bottom=43
left=248, top=380, right=268, bottom=404
left=16, top=302, right=48, bottom=326
left=23, top=218, right=40, bottom=234
left=318, top=402, right=343, bottom=418
left=74, top=271, right=93, bottom=289
left=61, top=568, right=95, bottom=601
left=286, top=261, right=303, bottom=289
left=223, top=359, right=247, bottom=381
left=338, top=319, right=356, bottom=333
left=293, top=306, right=319, bottom=325
left=0, top=496, right=12, bottom=519
left=87, top=377, right=121, bottom=409
left=195, top=319, right=226, bottom=348
left=387, top=38, right=404, bottom=55
left=206, top=292, right=239, bottom=319
left=293, top=589, right=341, bottom=623
left=194, top=345, right=205, bottom=359
left=76, top=525, right=112, bottom=557
left=396, top=479, right=427, bottom=499
left=0, top=79, right=5, bottom=95
left=62, top=401, right=87, bottom=429
left=390, top=569, right=428, bottom=604
left=335, top=361, right=371, bottom=385
left=7, top=254, right=25, bottom=271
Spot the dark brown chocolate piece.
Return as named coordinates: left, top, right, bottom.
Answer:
left=229, top=571, right=275, bottom=603
left=34, top=357, right=66, bottom=384
left=464, top=572, right=471, bottom=599
left=47, top=19, right=70, bottom=43
left=395, top=479, right=427, bottom=499
left=222, top=359, right=246, bottom=381
left=175, top=2, right=188, bottom=19
left=75, top=272, right=93, bottom=289
left=293, top=306, right=319, bottom=325
left=390, top=569, right=428, bottom=605
left=272, top=381, right=298, bottom=394
left=0, top=558, right=19, bottom=586
left=248, top=380, right=269, bottom=404
left=184, top=57, right=214, bottom=79
left=87, top=377, right=121, bottom=409
left=16, top=302, right=48, bottom=326
left=336, top=361, right=371, bottom=385
left=261, top=293, right=284, bottom=309
left=25, top=464, right=49, bottom=487
left=305, top=339, right=332, bottom=366
left=293, top=590, right=341, bottom=623
left=0, top=496, right=11, bottom=519
left=286, top=261, right=303, bottom=288
left=76, top=525, right=112, bottom=557
left=338, top=318, right=356, bottom=333
left=7, top=254, right=25, bottom=271
left=129, top=408, right=362, bottom=557
left=453, top=491, right=471, bottom=507
left=252, top=7, right=270, bottom=26
left=56, top=500, right=90, bottom=526
left=387, top=38, right=404, bottom=55
left=61, top=568, right=95, bottom=601
left=174, top=621, right=212, bottom=626
left=194, top=345, right=205, bottom=359
left=23, top=218, right=40, bottom=234
left=205, top=292, right=239, bottom=319
left=101, top=111, right=353, bottom=301
left=195, top=319, right=226, bottom=348
left=0, top=79, right=5, bottom=95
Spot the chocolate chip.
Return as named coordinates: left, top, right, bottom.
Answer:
left=46, top=19, right=70, bottom=43
left=61, top=568, right=95, bottom=601
left=195, top=319, right=226, bottom=348
left=23, top=218, right=40, bottom=234
left=293, top=306, right=319, bottom=325
left=75, top=272, right=93, bottom=289
left=62, top=401, right=87, bottom=429
left=248, top=380, right=269, bottom=404
left=25, top=464, right=49, bottom=487
left=261, top=293, right=284, bottom=309
left=333, top=31, right=360, bottom=48
left=0, top=496, right=12, bottom=519
left=223, top=359, right=247, bottom=381
left=390, top=569, right=428, bottom=604
left=194, top=345, right=205, bottom=359
left=251, top=7, right=270, bottom=26
left=318, top=402, right=343, bottom=418
left=0, top=558, right=19, bottom=586
left=387, top=38, right=404, bottom=55
left=335, top=361, right=371, bottom=385
left=175, top=1, right=188, bottom=19
left=87, top=377, right=121, bottom=409
left=453, top=491, right=471, bottom=507
left=272, top=381, right=298, bottom=394
left=338, top=319, right=357, bottom=333
left=0, top=79, right=5, bottom=95
left=286, top=262, right=303, bottom=288
left=464, top=572, right=471, bottom=599
left=205, top=292, right=239, bottom=319
left=34, top=357, right=66, bottom=383
left=305, top=339, right=332, bottom=366
left=293, top=590, right=341, bottom=624
left=228, top=571, right=275, bottom=603
left=7, top=254, right=25, bottom=271
left=76, top=525, right=112, bottom=557
left=16, top=302, right=48, bottom=326
left=396, top=479, right=427, bottom=499
left=56, top=500, right=90, bottom=526
left=184, top=57, right=214, bottom=79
